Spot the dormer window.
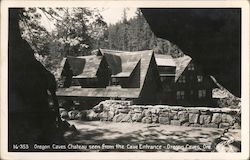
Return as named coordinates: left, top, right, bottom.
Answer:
left=178, top=75, right=186, bottom=83
left=197, top=75, right=203, bottom=82
left=198, top=90, right=206, bottom=98
left=111, top=77, right=119, bottom=85
left=177, top=91, right=185, bottom=100
left=188, top=63, right=195, bottom=70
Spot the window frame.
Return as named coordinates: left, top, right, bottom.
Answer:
left=178, top=75, right=186, bottom=83
left=197, top=75, right=203, bottom=82
left=188, top=63, right=195, bottom=71
left=111, top=77, right=119, bottom=85
left=198, top=89, right=206, bottom=98
left=177, top=90, right=185, bottom=100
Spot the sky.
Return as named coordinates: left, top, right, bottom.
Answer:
left=39, top=7, right=137, bottom=32
left=99, top=7, right=137, bottom=25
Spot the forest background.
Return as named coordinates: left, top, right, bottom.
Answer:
left=18, top=7, right=240, bottom=107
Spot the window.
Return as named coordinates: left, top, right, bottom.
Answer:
left=188, top=63, right=195, bottom=70
left=197, top=75, right=203, bottom=82
left=112, top=78, right=119, bottom=85
left=160, top=77, right=167, bottom=82
left=177, top=91, right=185, bottom=100
left=198, top=90, right=206, bottom=98
left=178, top=75, right=186, bottom=83
left=190, top=90, right=194, bottom=95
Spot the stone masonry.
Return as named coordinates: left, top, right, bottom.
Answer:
left=60, top=100, right=241, bottom=129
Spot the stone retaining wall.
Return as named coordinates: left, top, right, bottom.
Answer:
left=60, top=100, right=241, bottom=129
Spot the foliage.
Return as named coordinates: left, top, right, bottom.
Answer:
left=19, top=8, right=51, bottom=55
left=93, top=9, right=184, bottom=58
left=19, top=8, right=183, bottom=78
left=19, top=7, right=107, bottom=77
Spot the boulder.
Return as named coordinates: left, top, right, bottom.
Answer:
left=98, top=112, right=108, bottom=121
left=132, top=113, right=143, bottom=122
left=178, top=111, right=189, bottom=123
left=170, top=120, right=181, bottom=126
left=221, top=114, right=234, bottom=125
left=117, top=104, right=128, bottom=109
left=59, top=108, right=66, bottom=114
left=86, top=110, right=99, bottom=121
left=60, top=110, right=69, bottom=119
left=120, top=114, right=132, bottom=122
left=150, top=108, right=160, bottom=114
left=68, top=110, right=80, bottom=120
left=169, top=111, right=178, bottom=120
left=159, top=117, right=170, bottom=125
left=231, top=123, right=241, bottom=129
left=199, top=115, right=211, bottom=124
left=143, top=110, right=152, bottom=117
left=107, top=111, right=115, bottom=121
left=128, top=110, right=135, bottom=114
left=75, top=112, right=84, bottom=120
left=103, top=105, right=111, bottom=111
left=141, top=117, right=152, bottom=123
left=113, top=113, right=132, bottom=122
left=133, top=107, right=143, bottom=113
left=211, top=113, right=222, bottom=124
left=219, top=122, right=230, bottom=129
left=189, top=113, right=199, bottom=123
left=159, top=111, right=169, bottom=117
left=113, top=113, right=125, bottom=122
left=151, top=114, right=158, bottom=123
left=92, top=103, right=103, bottom=113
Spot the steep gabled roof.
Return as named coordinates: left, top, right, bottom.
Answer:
left=100, top=49, right=142, bottom=78
left=66, top=55, right=102, bottom=78
left=57, top=49, right=155, bottom=99
left=173, top=55, right=192, bottom=82
left=155, top=54, right=176, bottom=67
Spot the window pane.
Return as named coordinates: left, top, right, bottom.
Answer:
left=177, top=91, right=184, bottom=99
left=198, top=89, right=206, bottom=98
left=197, top=75, right=203, bottom=82
left=188, top=63, right=194, bottom=70
left=179, top=76, right=186, bottom=83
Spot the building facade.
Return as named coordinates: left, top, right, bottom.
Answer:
left=57, top=49, right=213, bottom=107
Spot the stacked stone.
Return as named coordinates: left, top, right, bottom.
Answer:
left=59, top=100, right=241, bottom=129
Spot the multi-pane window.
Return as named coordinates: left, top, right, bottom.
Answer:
left=178, top=75, right=186, bottom=83
left=177, top=91, right=185, bottom=100
left=198, top=90, right=206, bottom=98
left=197, top=75, right=203, bottom=82
left=111, top=78, right=119, bottom=85
left=188, top=63, right=195, bottom=70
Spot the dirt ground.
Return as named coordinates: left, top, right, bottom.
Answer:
left=66, top=120, right=241, bottom=152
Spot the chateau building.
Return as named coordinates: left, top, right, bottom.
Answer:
left=57, top=49, right=214, bottom=106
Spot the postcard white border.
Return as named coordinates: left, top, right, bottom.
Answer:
left=1, top=0, right=249, bottom=160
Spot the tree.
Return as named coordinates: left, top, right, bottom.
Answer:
left=39, top=8, right=107, bottom=57
left=19, top=7, right=107, bottom=77
left=96, top=9, right=184, bottom=57
left=19, top=8, right=51, bottom=55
